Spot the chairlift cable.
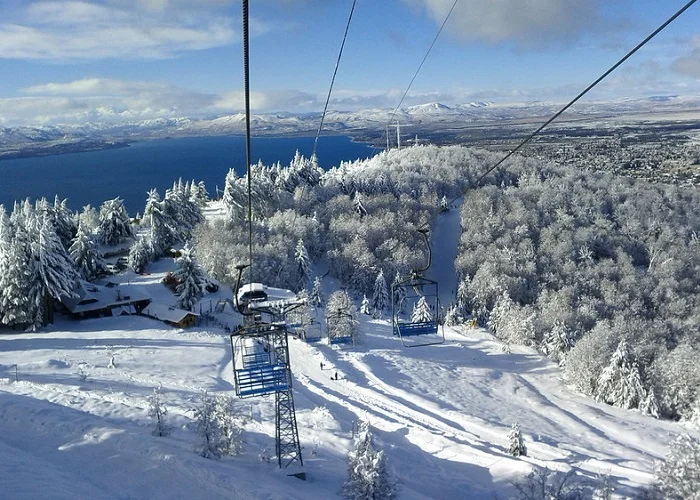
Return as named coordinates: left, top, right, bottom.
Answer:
left=376, top=0, right=460, bottom=153
left=312, top=0, right=357, bottom=159
left=405, top=0, right=698, bottom=237
left=242, top=0, right=254, bottom=285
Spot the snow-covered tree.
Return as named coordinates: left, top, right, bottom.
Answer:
left=193, top=391, right=243, bottom=459
left=78, top=204, right=100, bottom=233
left=96, top=198, right=133, bottom=246
left=148, top=388, right=171, bottom=437
left=194, top=391, right=221, bottom=459
left=51, top=195, right=77, bottom=250
left=508, top=423, right=527, bottom=457
left=371, top=269, right=388, bottom=315
left=69, top=223, right=108, bottom=281
left=411, top=296, right=432, bottom=323
left=353, top=192, right=367, bottom=219
left=595, top=340, right=649, bottom=411
left=540, top=321, right=576, bottom=364
left=443, top=304, right=463, bottom=326
left=174, top=244, right=206, bottom=311
left=213, top=395, right=243, bottom=457
left=142, top=189, right=161, bottom=227
left=34, top=212, right=80, bottom=325
left=0, top=222, right=33, bottom=327
left=392, top=272, right=406, bottom=314
left=360, top=295, right=370, bottom=315
left=128, top=237, right=152, bottom=274
left=309, top=276, right=324, bottom=307
left=295, top=238, right=311, bottom=291
left=654, top=434, right=700, bottom=500
left=342, top=421, right=397, bottom=500
left=222, top=168, right=247, bottom=221
left=440, top=195, right=449, bottom=212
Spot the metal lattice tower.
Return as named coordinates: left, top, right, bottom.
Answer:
left=230, top=302, right=304, bottom=473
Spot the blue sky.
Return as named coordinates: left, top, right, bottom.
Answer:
left=0, top=0, right=698, bottom=126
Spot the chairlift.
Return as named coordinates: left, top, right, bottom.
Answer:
left=391, top=228, right=445, bottom=347
left=230, top=323, right=290, bottom=398
left=326, top=308, right=355, bottom=348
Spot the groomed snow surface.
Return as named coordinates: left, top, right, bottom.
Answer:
left=0, top=304, right=689, bottom=498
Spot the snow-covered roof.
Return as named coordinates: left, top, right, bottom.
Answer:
left=61, top=281, right=151, bottom=314
left=142, top=303, right=199, bottom=324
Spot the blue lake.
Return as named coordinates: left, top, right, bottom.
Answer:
left=0, top=135, right=376, bottom=215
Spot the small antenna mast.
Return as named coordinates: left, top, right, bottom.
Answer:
left=396, top=120, right=401, bottom=151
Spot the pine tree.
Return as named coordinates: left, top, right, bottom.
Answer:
left=34, top=212, right=80, bottom=325
left=128, top=236, right=152, bottom=274
left=0, top=206, right=9, bottom=322
left=392, top=272, right=406, bottom=314
left=411, top=296, right=432, bottom=323
left=342, top=421, right=397, bottom=500
left=0, top=221, right=33, bottom=327
left=52, top=195, right=77, bottom=250
left=222, top=168, right=246, bottom=221
left=148, top=388, right=171, bottom=437
left=78, top=204, right=100, bottom=233
left=142, top=189, right=161, bottom=227
left=444, top=304, right=463, bottom=326
left=508, top=423, right=527, bottom=457
left=97, top=198, right=133, bottom=246
left=371, top=269, right=388, bottom=314
left=69, top=223, right=108, bottom=281
left=309, top=276, right=324, bottom=307
left=174, top=244, right=206, bottom=311
left=595, top=340, right=648, bottom=410
left=360, top=295, right=370, bottom=315
left=295, top=238, right=311, bottom=291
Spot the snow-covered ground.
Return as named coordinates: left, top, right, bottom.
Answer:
left=0, top=308, right=689, bottom=499
left=0, top=201, right=695, bottom=499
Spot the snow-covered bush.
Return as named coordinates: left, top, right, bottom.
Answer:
left=654, top=434, right=700, bottom=500
left=342, top=421, right=397, bottom=500
left=508, top=423, right=527, bottom=457
left=193, top=391, right=243, bottom=459
left=513, top=468, right=595, bottom=500
left=148, top=388, right=171, bottom=437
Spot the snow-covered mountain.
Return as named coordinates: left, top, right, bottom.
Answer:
left=2, top=95, right=700, bottom=158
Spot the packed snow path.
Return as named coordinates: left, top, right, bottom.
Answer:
left=0, top=313, right=691, bottom=499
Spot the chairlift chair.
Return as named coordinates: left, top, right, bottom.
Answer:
left=391, top=228, right=445, bottom=347
left=326, top=308, right=355, bottom=348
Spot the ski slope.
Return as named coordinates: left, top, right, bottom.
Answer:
left=0, top=300, right=691, bottom=499
left=0, top=206, right=695, bottom=499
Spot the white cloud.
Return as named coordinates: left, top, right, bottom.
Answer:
left=0, top=1, right=237, bottom=60
left=404, top=0, right=602, bottom=46
left=671, top=37, right=700, bottom=79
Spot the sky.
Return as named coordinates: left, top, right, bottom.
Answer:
left=0, top=0, right=699, bottom=126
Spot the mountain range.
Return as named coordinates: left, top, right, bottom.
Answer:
left=2, top=95, right=700, bottom=159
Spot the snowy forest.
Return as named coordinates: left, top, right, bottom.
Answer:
left=0, top=179, right=209, bottom=329
left=3, top=143, right=700, bottom=434
left=191, top=145, right=700, bottom=426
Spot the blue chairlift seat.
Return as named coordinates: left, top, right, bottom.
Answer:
left=397, top=321, right=437, bottom=337
left=236, top=363, right=288, bottom=397
left=330, top=335, right=353, bottom=345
